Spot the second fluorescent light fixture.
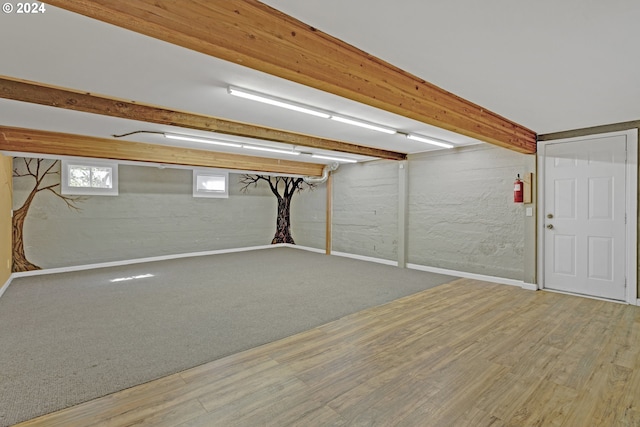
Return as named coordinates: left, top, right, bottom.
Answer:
left=311, top=154, right=358, bottom=163
left=228, top=86, right=331, bottom=118
left=406, top=134, right=454, bottom=149
left=228, top=86, right=398, bottom=135
left=164, top=133, right=241, bottom=148
left=165, top=132, right=300, bottom=155
left=330, top=115, right=397, bottom=135
left=243, top=145, right=301, bottom=155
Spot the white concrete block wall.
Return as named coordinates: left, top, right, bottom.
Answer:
left=331, top=161, right=399, bottom=261
left=298, top=145, right=525, bottom=280
left=15, top=147, right=527, bottom=279
left=290, top=184, right=326, bottom=249
left=14, top=162, right=276, bottom=268
left=408, top=144, right=525, bottom=280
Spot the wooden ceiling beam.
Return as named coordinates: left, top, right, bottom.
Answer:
left=45, top=0, right=537, bottom=153
left=0, top=76, right=406, bottom=161
left=0, top=126, right=325, bottom=176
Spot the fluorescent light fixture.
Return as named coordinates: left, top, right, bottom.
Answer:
left=166, top=132, right=301, bottom=157
left=228, top=86, right=331, bottom=118
left=311, top=154, right=358, bottom=163
left=164, top=133, right=241, bottom=148
left=110, top=274, right=155, bottom=283
left=227, top=86, right=399, bottom=137
left=243, top=145, right=301, bottom=155
left=329, top=115, right=397, bottom=134
left=406, top=134, right=455, bottom=149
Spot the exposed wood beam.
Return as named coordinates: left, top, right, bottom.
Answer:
left=0, top=76, right=406, bottom=161
left=45, top=0, right=537, bottom=153
left=0, top=126, right=325, bottom=176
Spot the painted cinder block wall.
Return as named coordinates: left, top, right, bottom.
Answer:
left=12, top=144, right=527, bottom=280
left=290, top=184, right=326, bottom=249
left=331, top=161, right=399, bottom=260
left=408, top=145, right=524, bottom=280
left=0, top=154, right=12, bottom=285
left=12, top=161, right=277, bottom=269
left=292, top=144, right=526, bottom=280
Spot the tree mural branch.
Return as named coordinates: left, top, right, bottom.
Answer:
left=240, top=174, right=315, bottom=244
left=44, top=188, right=85, bottom=212
left=12, top=158, right=86, bottom=271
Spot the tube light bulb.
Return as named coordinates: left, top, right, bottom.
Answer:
left=406, top=134, right=454, bottom=149
left=330, top=115, right=397, bottom=134
left=228, top=86, right=331, bottom=118
left=164, top=133, right=242, bottom=148
left=243, top=145, right=301, bottom=155
left=311, top=154, right=358, bottom=163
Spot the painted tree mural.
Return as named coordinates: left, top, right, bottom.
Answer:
left=12, top=158, right=84, bottom=272
left=239, top=175, right=314, bottom=244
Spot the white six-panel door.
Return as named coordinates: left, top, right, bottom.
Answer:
left=543, top=134, right=629, bottom=301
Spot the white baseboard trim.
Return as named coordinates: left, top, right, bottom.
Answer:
left=331, top=251, right=398, bottom=266
left=636, top=298, right=640, bottom=306
left=0, top=274, right=12, bottom=299
left=282, top=245, right=398, bottom=268
left=406, top=263, right=530, bottom=288
left=11, top=244, right=281, bottom=278
left=8, top=245, right=537, bottom=294
left=282, top=244, right=325, bottom=254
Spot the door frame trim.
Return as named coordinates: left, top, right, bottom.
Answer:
left=537, top=129, right=638, bottom=304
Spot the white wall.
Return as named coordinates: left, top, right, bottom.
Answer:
left=15, top=144, right=528, bottom=279
left=332, top=161, right=399, bottom=261
left=408, top=145, right=524, bottom=279
left=292, top=144, right=527, bottom=280
left=290, top=184, right=326, bottom=249
left=13, top=161, right=276, bottom=268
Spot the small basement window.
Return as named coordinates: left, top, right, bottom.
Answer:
left=61, top=159, right=119, bottom=196
left=193, top=170, right=229, bottom=198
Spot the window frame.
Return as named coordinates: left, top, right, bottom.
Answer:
left=61, top=159, right=119, bottom=196
left=193, top=169, right=229, bottom=198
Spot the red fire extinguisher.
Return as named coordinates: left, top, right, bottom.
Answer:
left=514, top=174, right=523, bottom=203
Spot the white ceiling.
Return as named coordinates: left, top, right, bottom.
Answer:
left=1, top=1, right=639, bottom=165
left=262, top=0, right=640, bottom=134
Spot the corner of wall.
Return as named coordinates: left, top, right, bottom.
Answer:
left=0, top=153, right=12, bottom=287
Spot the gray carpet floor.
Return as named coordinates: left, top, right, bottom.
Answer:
left=0, top=247, right=456, bottom=426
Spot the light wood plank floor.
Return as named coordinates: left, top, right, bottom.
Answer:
left=16, top=279, right=640, bottom=426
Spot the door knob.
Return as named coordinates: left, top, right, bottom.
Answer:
left=547, top=224, right=554, bottom=229
left=547, top=213, right=553, bottom=219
